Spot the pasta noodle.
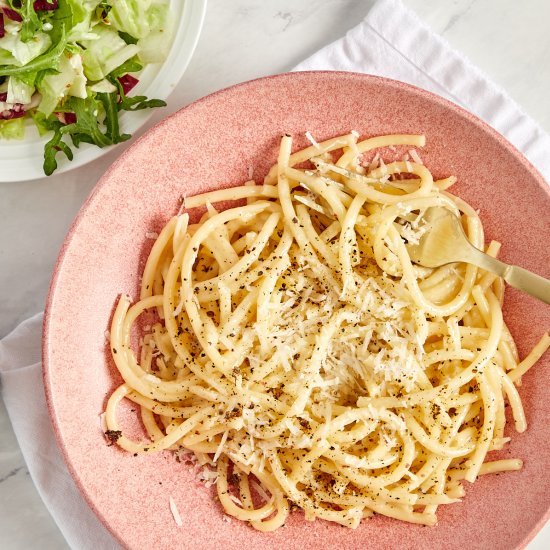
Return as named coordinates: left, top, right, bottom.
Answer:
left=105, top=132, right=549, bottom=530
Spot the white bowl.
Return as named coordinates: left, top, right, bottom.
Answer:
left=0, top=0, right=207, bottom=182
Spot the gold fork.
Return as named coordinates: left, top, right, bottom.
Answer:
left=405, top=207, right=550, bottom=304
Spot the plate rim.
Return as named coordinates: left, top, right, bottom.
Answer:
left=42, top=70, right=550, bottom=549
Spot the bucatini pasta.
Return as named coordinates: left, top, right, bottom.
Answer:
left=104, top=131, right=550, bottom=531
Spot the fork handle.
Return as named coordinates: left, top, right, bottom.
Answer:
left=502, top=265, right=550, bottom=304
left=475, top=252, right=550, bottom=305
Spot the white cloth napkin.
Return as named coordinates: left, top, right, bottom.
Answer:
left=294, top=0, right=550, bottom=184
left=0, top=313, right=117, bottom=549
left=1, top=1, right=549, bottom=548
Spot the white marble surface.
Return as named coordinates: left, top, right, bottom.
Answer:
left=1, top=0, right=549, bottom=548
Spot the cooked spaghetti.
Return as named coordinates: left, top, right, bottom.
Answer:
left=105, top=132, right=550, bottom=530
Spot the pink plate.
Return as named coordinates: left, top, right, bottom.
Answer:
left=43, top=72, right=550, bottom=550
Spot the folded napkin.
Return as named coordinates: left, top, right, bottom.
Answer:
left=0, top=314, right=116, bottom=549
left=294, top=0, right=550, bottom=184
left=1, top=0, right=549, bottom=548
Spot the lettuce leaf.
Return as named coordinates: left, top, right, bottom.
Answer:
left=81, top=24, right=139, bottom=81
left=0, top=117, right=25, bottom=139
left=37, top=52, right=87, bottom=116
left=108, top=0, right=168, bottom=39
left=0, top=26, right=66, bottom=76
left=0, top=32, right=52, bottom=67
left=7, top=75, right=34, bottom=104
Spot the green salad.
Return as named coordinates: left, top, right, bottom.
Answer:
left=0, top=0, right=171, bottom=175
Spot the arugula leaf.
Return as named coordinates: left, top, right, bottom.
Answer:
left=96, top=92, right=130, bottom=144
left=5, top=1, right=42, bottom=43
left=120, top=94, right=166, bottom=112
left=41, top=115, right=73, bottom=176
left=107, top=57, right=143, bottom=79
left=41, top=94, right=110, bottom=175
left=40, top=85, right=166, bottom=175
left=118, top=32, right=138, bottom=45
left=51, top=0, right=74, bottom=37
left=41, top=93, right=118, bottom=175
left=44, top=127, right=74, bottom=176
left=61, top=96, right=111, bottom=147
left=20, top=2, right=42, bottom=42
left=0, top=26, right=67, bottom=76
left=107, top=65, right=166, bottom=112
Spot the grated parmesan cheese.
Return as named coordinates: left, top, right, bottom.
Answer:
left=197, top=467, right=219, bottom=488
left=368, top=152, right=380, bottom=171
left=399, top=221, right=429, bottom=246
left=250, top=479, right=271, bottom=504
left=169, top=496, right=183, bottom=527
left=229, top=494, right=243, bottom=507
left=305, top=130, right=320, bottom=149
left=213, top=430, right=229, bottom=463
left=409, top=149, right=424, bottom=165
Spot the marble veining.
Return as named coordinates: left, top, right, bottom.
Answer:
left=0, top=466, right=25, bottom=484
left=441, top=0, right=477, bottom=34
